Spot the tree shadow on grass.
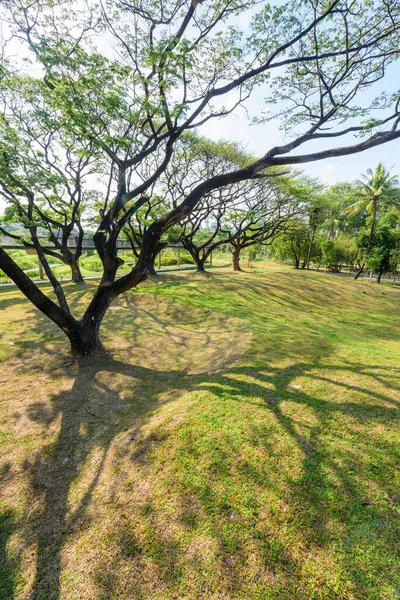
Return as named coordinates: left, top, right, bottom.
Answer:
left=0, top=509, right=17, bottom=600
left=181, top=362, right=399, bottom=598
left=22, top=357, right=198, bottom=599
left=3, top=355, right=399, bottom=599
left=1, top=279, right=399, bottom=598
left=75, top=359, right=399, bottom=600
left=3, top=290, right=248, bottom=598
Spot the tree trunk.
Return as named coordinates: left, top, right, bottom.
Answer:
left=147, top=260, right=158, bottom=276
left=67, top=286, right=117, bottom=356
left=354, top=263, right=365, bottom=279
left=232, top=246, right=242, bottom=271
left=196, top=249, right=211, bottom=272
left=196, top=259, right=206, bottom=272
left=377, top=270, right=383, bottom=284
left=69, top=258, right=85, bottom=284
left=355, top=198, right=377, bottom=280
left=68, top=322, right=105, bottom=356
left=306, top=229, right=316, bottom=269
left=182, top=240, right=207, bottom=272
left=186, top=247, right=205, bottom=271
left=0, top=239, right=145, bottom=359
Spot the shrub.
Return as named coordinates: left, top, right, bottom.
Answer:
left=80, top=256, right=103, bottom=272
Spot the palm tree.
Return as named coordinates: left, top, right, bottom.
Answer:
left=346, top=163, right=400, bottom=279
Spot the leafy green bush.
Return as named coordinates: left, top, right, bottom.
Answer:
left=51, top=266, right=73, bottom=278
left=8, top=250, right=38, bottom=270
left=159, top=253, right=194, bottom=266
left=80, top=256, right=103, bottom=272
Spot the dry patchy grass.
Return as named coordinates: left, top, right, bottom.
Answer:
left=0, top=266, right=399, bottom=600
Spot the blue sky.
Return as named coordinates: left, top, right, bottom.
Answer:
left=197, top=1, right=400, bottom=185
left=1, top=0, right=399, bottom=216
left=200, top=63, right=400, bottom=186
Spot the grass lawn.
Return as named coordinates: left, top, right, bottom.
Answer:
left=0, top=265, right=399, bottom=599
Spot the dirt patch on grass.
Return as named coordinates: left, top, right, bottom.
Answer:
left=0, top=288, right=251, bottom=599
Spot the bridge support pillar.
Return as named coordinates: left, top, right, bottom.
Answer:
left=37, top=254, right=44, bottom=280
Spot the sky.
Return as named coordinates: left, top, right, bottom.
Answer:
left=1, top=0, right=400, bottom=216
left=200, top=62, right=400, bottom=186
left=196, top=1, right=400, bottom=186
left=202, top=100, right=400, bottom=186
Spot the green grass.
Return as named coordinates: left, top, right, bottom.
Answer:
left=0, top=265, right=399, bottom=599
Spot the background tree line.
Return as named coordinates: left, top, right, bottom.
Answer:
left=271, top=165, right=400, bottom=281
left=2, top=127, right=399, bottom=282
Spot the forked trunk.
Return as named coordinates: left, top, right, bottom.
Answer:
left=182, top=241, right=206, bottom=272
left=191, top=252, right=209, bottom=273
left=66, top=285, right=117, bottom=357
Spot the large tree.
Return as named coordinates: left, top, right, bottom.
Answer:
left=1, top=0, right=400, bottom=356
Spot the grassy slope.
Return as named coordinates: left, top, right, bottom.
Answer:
left=0, top=265, right=399, bottom=599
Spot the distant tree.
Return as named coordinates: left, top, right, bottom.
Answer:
left=181, top=191, right=238, bottom=272
left=271, top=178, right=325, bottom=269
left=163, top=135, right=254, bottom=272
left=122, top=197, right=172, bottom=276
left=301, top=183, right=327, bottom=269
left=227, top=180, right=304, bottom=271
left=346, top=164, right=400, bottom=279
left=357, top=212, right=400, bottom=283
left=320, top=235, right=358, bottom=272
left=321, top=182, right=362, bottom=238
left=0, top=75, right=103, bottom=284
left=179, top=173, right=297, bottom=273
left=272, top=219, right=312, bottom=269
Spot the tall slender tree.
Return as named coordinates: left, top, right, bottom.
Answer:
left=346, top=164, right=400, bottom=279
